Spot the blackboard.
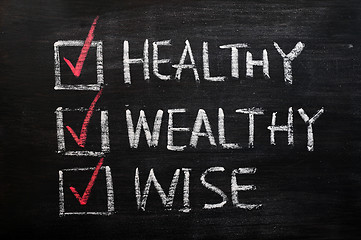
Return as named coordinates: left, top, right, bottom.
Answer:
left=1, top=0, right=361, bottom=239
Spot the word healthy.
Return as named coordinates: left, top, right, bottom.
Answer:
left=123, top=40, right=305, bottom=84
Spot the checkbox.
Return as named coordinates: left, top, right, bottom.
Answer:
left=54, top=40, right=104, bottom=91
left=59, top=165, right=114, bottom=216
left=55, top=107, right=110, bottom=157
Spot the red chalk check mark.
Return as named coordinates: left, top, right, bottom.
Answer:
left=70, top=158, right=104, bottom=205
left=63, top=16, right=99, bottom=77
left=66, top=89, right=103, bottom=148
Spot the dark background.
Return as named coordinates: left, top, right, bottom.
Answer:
left=1, top=0, right=361, bottom=239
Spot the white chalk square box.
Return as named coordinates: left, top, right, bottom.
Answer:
left=54, top=40, right=103, bottom=91
left=55, top=107, right=110, bottom=157
left=59, top=166, right=115, bottom=216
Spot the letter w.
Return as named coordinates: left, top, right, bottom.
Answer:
left=135, top=168, right=180, bottom=211
left=126, top=109, right=163, bottom=148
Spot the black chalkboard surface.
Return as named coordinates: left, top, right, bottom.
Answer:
left=1, top=0, right=361, bottom=239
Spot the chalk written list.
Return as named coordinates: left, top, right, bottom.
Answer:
left=55, top=35, right=325, bottom=215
